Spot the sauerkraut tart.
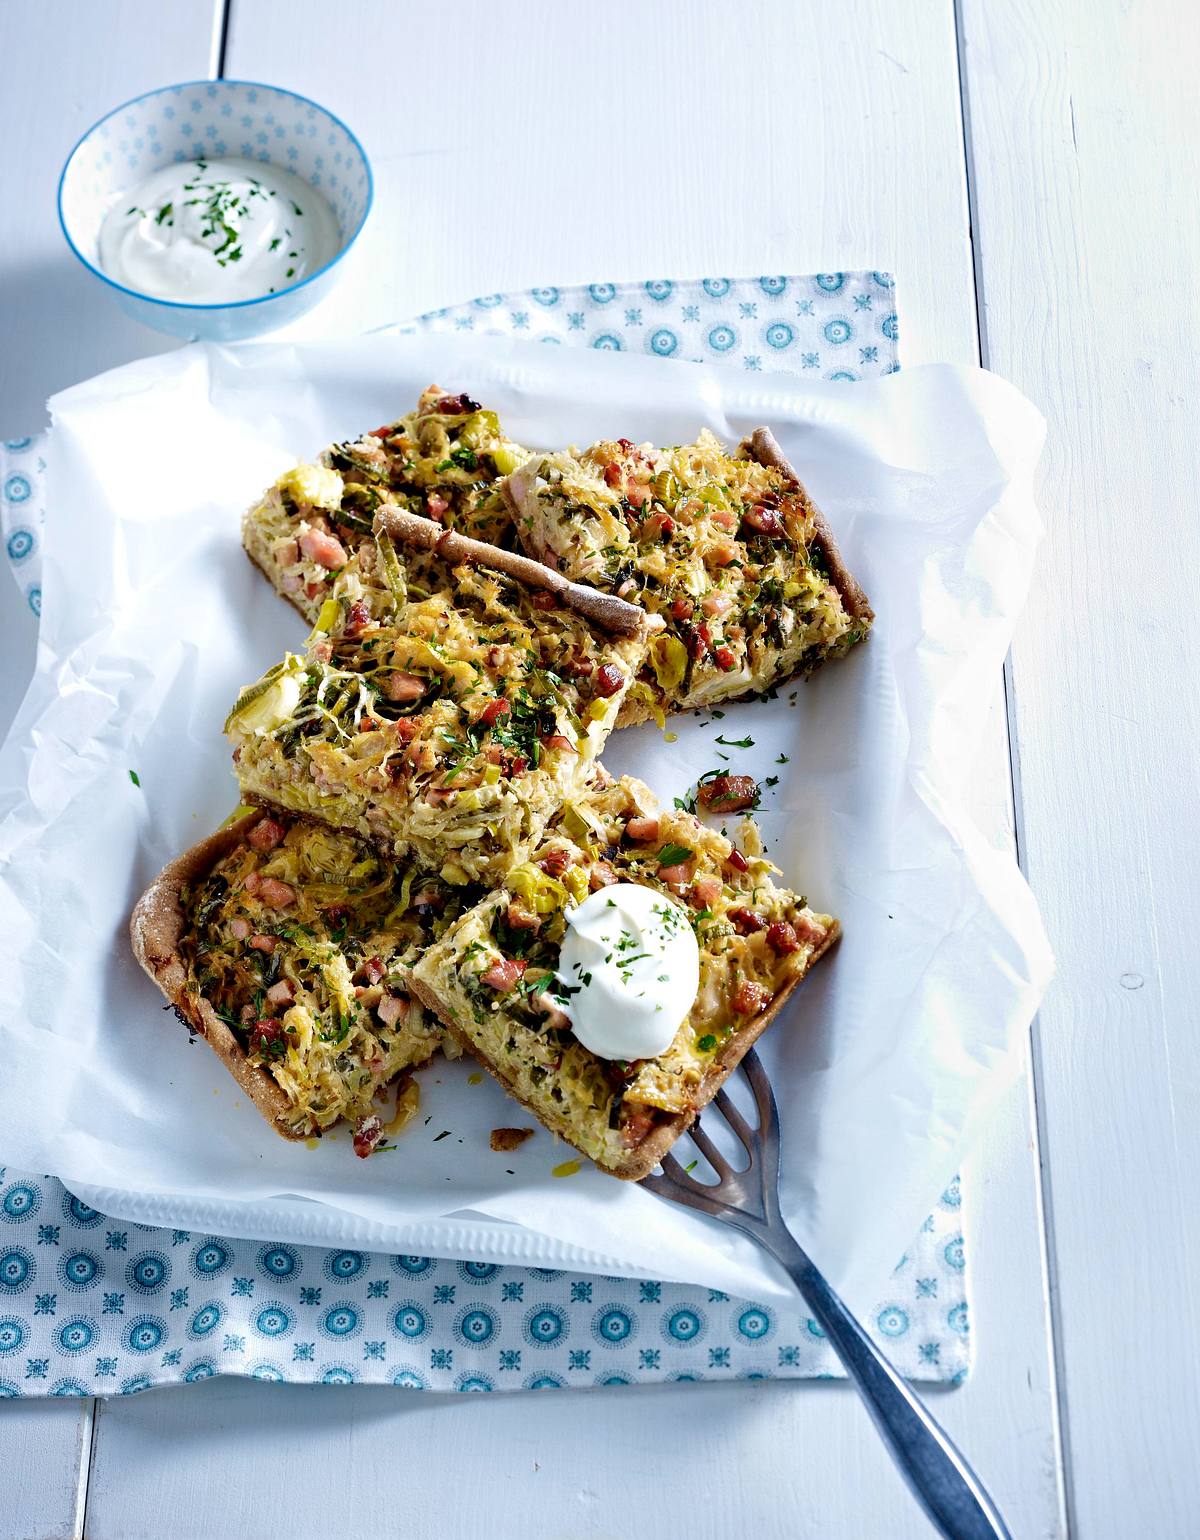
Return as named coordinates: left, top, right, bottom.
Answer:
left=409, top=774, right=839, bottom=1179
left=227, top=510, right=662, bottom=886
left=503, top=425, right=872, bottom=725
left=242, top=385, right=528, bottom=624
left=130, top=810, right=479, bottom=1155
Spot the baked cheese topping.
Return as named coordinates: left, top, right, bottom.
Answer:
left=412, top=774, right=834, bottom=1168
left=505, top=430, right=867, bottom=723
left=242, top=385, right=528, bottom=623
left=178, top=812, right=478, bottom=1153
left=226, top=543, right=654, bottom=885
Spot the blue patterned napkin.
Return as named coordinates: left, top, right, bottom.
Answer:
left=0, top=273, right=970, bottom=1400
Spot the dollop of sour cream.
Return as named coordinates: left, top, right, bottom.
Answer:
left=558, top=883, right=699, bottom=1061
left=98, top=157, right=339, bottom=303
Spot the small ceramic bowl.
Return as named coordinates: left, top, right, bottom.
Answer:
left=58, top=80, right=372, bottom=342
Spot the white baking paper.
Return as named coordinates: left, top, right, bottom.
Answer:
left=0, top=332, right=1052, bottom=1310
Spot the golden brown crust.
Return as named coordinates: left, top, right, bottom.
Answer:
left=372, top=506, right=660, bottom=641
left=128, top=815, right=304, bottom=1141
left=489, top=1127, right=534, bottom=1152
left=740, top=427, right=874, bottom=625
left=409, top=920, right=840, bottom=1181
left=243, top=544, right=314, bottom=628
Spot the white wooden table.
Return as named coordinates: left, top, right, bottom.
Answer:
left=1, top=2, right=1196, bottom=1535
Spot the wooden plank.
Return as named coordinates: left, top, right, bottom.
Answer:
left=0, top=0, right=225, bottom=434
left=0, top=7, right=219, bottom=1540
left=233, top=0, right=981, bottom=368
left=0, top=1399, right=92, bottom=1540
left=956, top=0, right=1200, bottom=1531
left=78, top=8, right=1063, bottom=1540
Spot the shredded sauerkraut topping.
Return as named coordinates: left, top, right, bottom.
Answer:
left=242, top=385, right=528, bottom=622
left=412, top=775, right=834, bottom=1165
left=226, top=546, right=652, bottom=884
left=179, top=813, right=479, bottom=1151
left=505, top=430, right=867, bottom=721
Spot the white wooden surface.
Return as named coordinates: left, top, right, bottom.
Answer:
left=958, top=0, right=1200, bottom=1533
left=1, top=0, right=1190, bottom=1533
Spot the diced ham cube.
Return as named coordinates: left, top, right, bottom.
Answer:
left=247, top=816, right=287, bottom=852
left=626, top=482, right=649, bottom=510
left=603, top=462, right=623, bottom=488
left=709, top=541, right=738, bottom=567
left=793, top=913, right=829, bottom=946
left=732, top=980, right=773, bottom=1015
left=299, top=528, right=348, bottom=568
left=743, top=504, right=785, bottom=537
left=594, top=665, right=625, bottom=698
left=533, top=992, right=570, bottom=1031
left=282, top=572, right=305, bottom=594
left=690, top=875, right=724, bottom=909
left=766, top=922, right=801, bottom=955
left=344, top=600, right=372, bottom=637
left=427, top=492, right=449, bottom=518
left=538, top=847, right=572, bottom=877
left=229, top=917, right=251, bottom=940
left=353, top=1114, right=383, bottom=1159
left=258, top=878, right=296, bottom=910
left=624, top=816, right=660, bottom=843
left=276, top=539, right=300, bottom=567
left=709, top=507, right=738, bottom=531
left=480, top=958, right=526, bottom=992
left=478, top=697, right=510, bottom=727
left=266, top=980, right=294, bottom=1007
left=701, top=593, right=733, bottom=618
left=642, top=512, right=675, bottom=541
left=506, top=904, right=541, bottom=932
left=246, top=1019, right=285, bottom=1055
left=670, top=597, right=695, bottom=621
left=377, top=993, right=409, bottom=1026
left=249, top=934, right=277, bottom=954
left=729, top=907, right=766, bottom=935
left=383, top=671, right=427, bottom=703
left=589, top=861, right=619, bottom=891
left=658, top=862, right=693, bottom=891
left=698, top=775, right=759, bottom=814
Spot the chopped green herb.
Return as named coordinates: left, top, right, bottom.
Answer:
left=656, top=843, right=694, bottom=868
left=715, top=734, right=754, bottom=749
left=128, top=769, right=141, bottom=788
left=697, top=1034, right=717, bottom=1052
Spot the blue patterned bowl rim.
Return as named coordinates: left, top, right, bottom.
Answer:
left=56, top=78, right=374, bottom=313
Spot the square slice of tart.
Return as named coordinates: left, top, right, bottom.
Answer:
left=226, top=510, right=662, bottom=886
left=503, top=426, right=872, bottom=725
left=242, top=385, right=528, bottom=624
left=130, top=810, right=481, bottom=1155
left=409, top=773, right=838, bottom=1179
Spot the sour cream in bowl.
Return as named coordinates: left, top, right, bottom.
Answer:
left=58, top=80, right=372, bottom=341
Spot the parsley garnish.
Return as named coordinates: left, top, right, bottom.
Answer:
left=697, top=1034, right=717, bottom=1052
left=656, top=843, right=694, bottom=867
left=715, top=734, right=753, bottom=749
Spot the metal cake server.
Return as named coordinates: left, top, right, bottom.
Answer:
left=641, top=1049, right=1012, bottom=1540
